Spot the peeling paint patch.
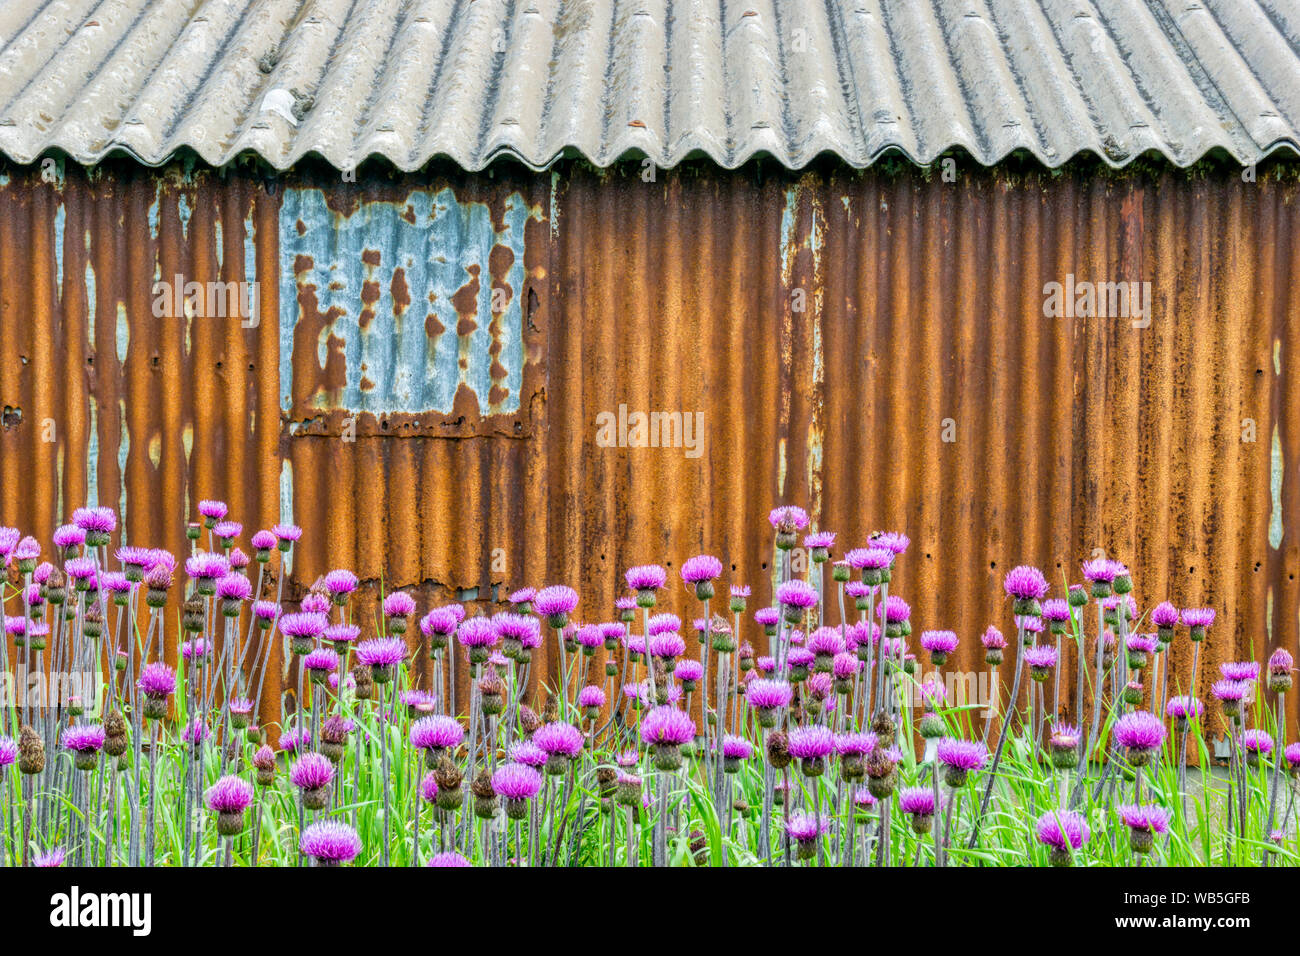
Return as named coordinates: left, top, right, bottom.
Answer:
left=86, top=398, right=99, bottom=508
left=116, top=303, right=128, bottom=364
left=278, top=187, right=539, bottom=416
left=279, top=459, right=293, bottom=576
left=54, top=203, right=65, bottom=300
left=1270, top=423, right=1283, bottom=549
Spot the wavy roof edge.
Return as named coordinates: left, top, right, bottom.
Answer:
left=8, top=138, right=1300, bottom=176
left=0, top=0, right=1297, bottom=176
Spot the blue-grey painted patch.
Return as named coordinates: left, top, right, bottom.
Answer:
left=278, top=187, right=537, bottom=416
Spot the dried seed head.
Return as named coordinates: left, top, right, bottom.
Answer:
left=18, top=724, right=44, bottom=774
left=766, top=730, right=792, bottom=770
left=433, top=755, right=463, bottom=791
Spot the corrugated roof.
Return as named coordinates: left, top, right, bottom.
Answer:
left=0, top=0, right=1295, bottom=172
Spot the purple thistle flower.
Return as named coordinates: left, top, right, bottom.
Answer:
left=457, top=616, right=500, bottom=649
left=784, top=810, right=829, bottom=858
left=1117, top=804, right=1172, bottom=834
left=100, top=572, right=131, bottom=594
left=808, top=627, right=846, bottom=657
left=625, top=565, right=667, bottom=591
left=278, top=613, right=330, bottom=642
left=722, top=735, right=754, bottom=760
left=835, top=732, right=876, bottom=756
left=137, top=662, right=176, bottom=698
left=1004, top=565, right=1049, bottom=601
left=674, top=659, right=704, bottom=683
left=197, top=500, right=227, bottom=521
left=845, top=547, right=892, bottom=570
left=1211, top=679, right=1247, bottom=702
left=425, top=851, right=471, bottom=867
left=300, top=821, right=361, bottom=865
left=769, top=506, right=810, bottom=531
left=920, top=630, right=958, bottom=654
left=577, top=685, right=606, bottom=709
left=212, top=520, right=242, bottom=542
left=833, top=652, right=860, bottom=679
left=936, top=737, right=987, bottom=773
left=534, top=722, right=584, bottom=758
left=1285, top=743, right=1300, bottom=769
left=981, top=626, right=1007, bottom=649
left=640, top=706, right=696, bottom=746
left=1165, top=695, right=1204, bottom=720
left=534, top=585, right=580, bottom=618
left=1126, top=633, right=1158, bottom=654
left=279, top=728, right=310, bottom=755
left=34, top=848, right=66, bottom=867
left=410, top=716, right=465, bottom=751
left=874, top=531, right=910, bottom=555
left=508, top=586, right=536, bottom=606
left=62, top=724, right=105, bottom=753
left=787, top=725, right=835, bottom=760
left=421, top=606, right=461, bottom=638
left=787, top=646, right=815, bottom=669
left=1180, top=607, right=1215, bottom=628
left=1269, top=648, right=1294, bottom=675
left=746, top=678, right=792, bottom=710
left=52, top=524, right=86, bottom=550
left=205, top=775, right=254, bottom=814
left=899, top=786, right=937, bottom=817
left=0, top=528, right=18, bottom=562
left=181, top=719, right=210, bottom=745
left=72, top=506, right=116, bottom=534
left=1023, top=644, right=1059, bottom=669
left=302, top=648, right=339, bottom=674
left=1113, top=711, right=1166, bottom=758
left=1151, top=601, right=1179, bottom=628
left=575, top=624, right=604, bottom=650
left=289, top=752, right=335, bottom=791
left=1050, top=723, right=1081, bottom=749
left=354, top=637, right=407, bottom=668
left=1081, top=559, right=1116, bottom=584
left=800, top=531, right=833, bottom=553
left=754, top=607, right=780, bottom=628
left=845, top=620, right=880, bottom=650
left=272, top=523, right=303, bottom=543
left=299, top=595, right=330, bottom=616
left=647, top=632, right=686, bottom=660
left=1220, top=660, right=1260, bottom=683
left=250, top=529, right=277, bottom=551
left=322, top=569, right=358, bottom=597
left=876, top=594, right=910, bottom=623
left=185, top=551, right=230, bottom=581
left=0, top=737, right=16, bottom=768
left=492, top=763, right=543, bottom=801
left=647, top=612, right=681, bottom=636
left=1242, top=729, right=1274, bottom=758
left=383, top=591, right=417, bottom=618
left=680, top=554, right=723, bottom=584
left=1036, top=809, right=1090, bottom=855
left=510, top=741, right=548, bottom=769
left=324, top=624, right=359, bottom=645
left=1042, top=598, right=1071, bottom=623
left=776, top=579, right=818, bottom=609
left=64, top=556, right=97, bottom=582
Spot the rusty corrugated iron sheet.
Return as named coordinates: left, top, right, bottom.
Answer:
left=0, top=0, right=1296, bottom=171
left=0, top=156, right=1298, bottom=745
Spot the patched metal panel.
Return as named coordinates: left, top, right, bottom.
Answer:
left=278, top=186, right=540, bottom=421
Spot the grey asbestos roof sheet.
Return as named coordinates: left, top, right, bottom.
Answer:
left=0, top=0, right=1294, bottom=171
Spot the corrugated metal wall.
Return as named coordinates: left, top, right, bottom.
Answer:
left=0, top=155, right=1297, bottom=741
